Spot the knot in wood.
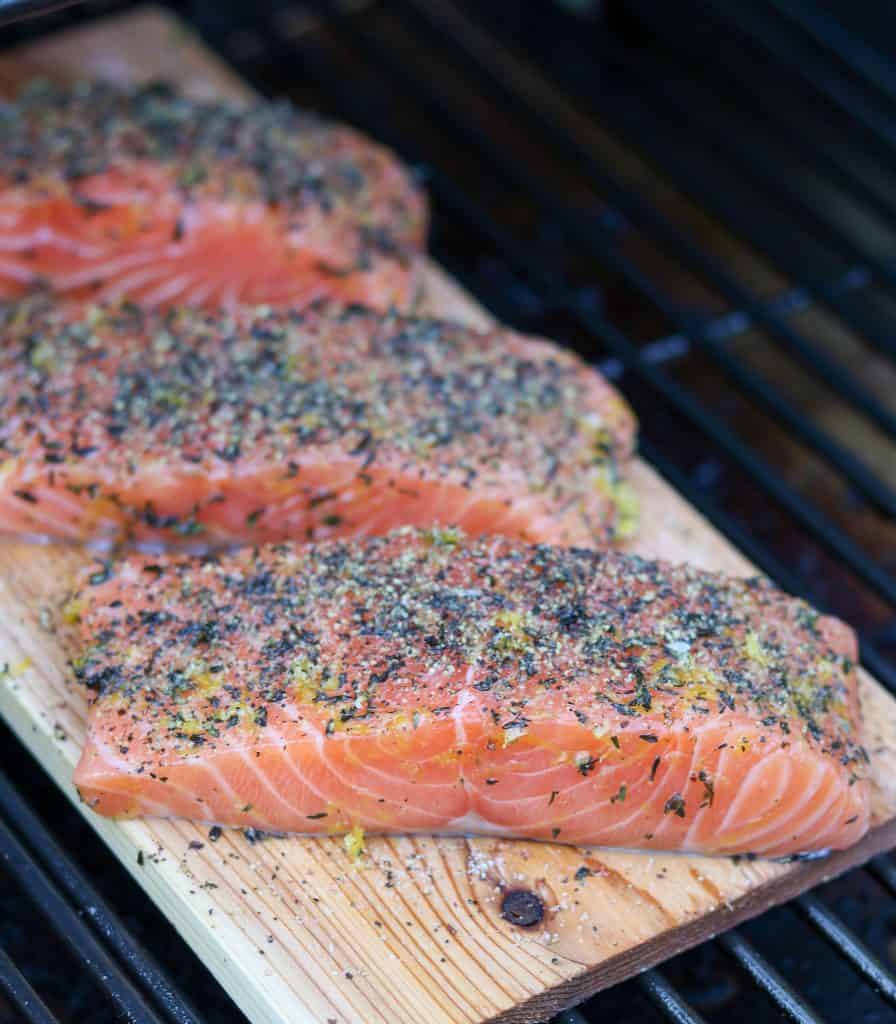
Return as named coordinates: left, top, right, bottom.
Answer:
left=500, top=888, right=545, bottom=928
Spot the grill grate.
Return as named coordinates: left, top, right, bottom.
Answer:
left=1, top=1, right=896, bottom=1022
left=0, top=943, right=56, bottom=1024
left=0, top=771, right=203, bottom=1024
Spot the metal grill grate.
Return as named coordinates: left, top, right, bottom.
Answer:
left=2, top=1, right=896, bottom=1022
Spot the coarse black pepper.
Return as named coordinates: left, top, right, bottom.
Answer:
left=69, top=527, right=868, bottom=854
left=1, top=298, right=636, bottom=549
left=0, top=80, right=426, bottom=308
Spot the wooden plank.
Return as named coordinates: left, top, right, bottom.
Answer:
left=0, top=8, right=894, bottom=1023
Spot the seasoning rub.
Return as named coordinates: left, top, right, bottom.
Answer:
left=0, top=81, right=426, bottom=311
left=0, top=299, right=636, bottom=549
left=71, top=527, right=869, bottom=857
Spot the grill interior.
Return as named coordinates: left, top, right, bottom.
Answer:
left=1, top=1, right=896, bottom=1022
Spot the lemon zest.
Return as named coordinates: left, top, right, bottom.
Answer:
left=343, top=825, right=366, bottom=865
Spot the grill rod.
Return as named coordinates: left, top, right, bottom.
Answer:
left=539, top=4, right=896, bottom=363
left=795, top=894, right=896, bottom=1006
left=716, top=932, right=825, bottom=1024
left=582, top=29, right=896, bottom=300
left=761, top=0, right=896, bottom=110
left=707, top=0, right=896, bottom=168
left=0, top=811, right=166, bottom=1024
left=637, top=970, right=708, bottom=1024
left=0, top=772, right=203, bottom=1024
left=0, top=943, right=57, bottom=1024
left=866, top=855, right=896, bottom=896
left=0, top=779, right=190, bottom=1024
left=0, top=0, right=80, bottom=28
left=620, top=0, right=896, bottom=232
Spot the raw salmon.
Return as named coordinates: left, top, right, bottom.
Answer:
left=0, top=299, right=636, bottom=549
left=71, top=528, right=869, bottom=856
left=0, top=81, right=426, bottom=310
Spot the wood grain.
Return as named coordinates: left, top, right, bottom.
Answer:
left=1, top=9, right=895, bottom=1024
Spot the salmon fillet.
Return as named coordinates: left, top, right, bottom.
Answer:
left=0, top=81, right=426, bottom=311
left=0, top=299, right=636, bottom=549
left=70, top=528, right=869, bottom=856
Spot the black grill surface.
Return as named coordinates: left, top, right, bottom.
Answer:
left=1, top=2, right=896, bottom=1022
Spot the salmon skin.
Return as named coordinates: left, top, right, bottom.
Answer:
left=70, top=528, right=869, bottom=857
left=0, top=299, right=636, bottom=549
left=0, top=80, right=426, bottom=311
